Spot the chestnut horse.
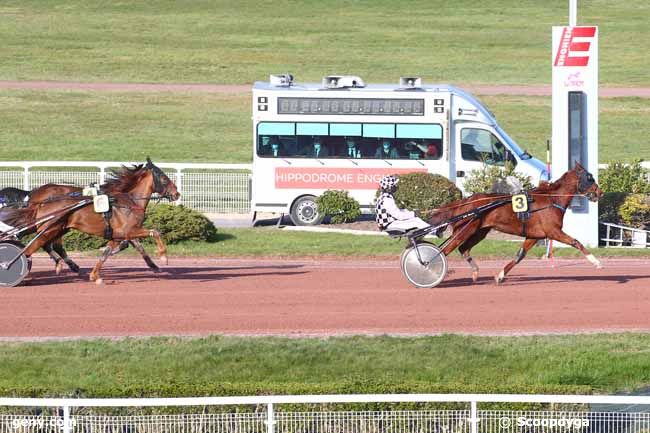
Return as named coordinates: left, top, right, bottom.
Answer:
left=17, top=158, right=180, bottom=284
left=428, top=163, right=603, bottom=284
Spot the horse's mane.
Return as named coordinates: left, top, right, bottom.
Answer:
left=103, top=164, right=146, bottom=193
left=532, top=169, right=575, bottom=193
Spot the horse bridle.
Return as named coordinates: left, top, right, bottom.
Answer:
left=576, top=169, right=597, bottom=200
left=145, top=162, right=174, bottom=201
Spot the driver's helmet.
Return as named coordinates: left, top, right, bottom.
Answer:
left=379, top=175, right=399, bottom=192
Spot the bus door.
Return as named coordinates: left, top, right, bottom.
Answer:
left=453, top=122, right=516, bottom=192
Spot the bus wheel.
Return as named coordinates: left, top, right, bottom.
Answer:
left=290, top=195, right=322, bottom=226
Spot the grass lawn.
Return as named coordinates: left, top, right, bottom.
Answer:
left=158, top=228, right=650, bottom=258
left=1, top=1, right=648, bottom=86
left=1, top=91, right=648, bottom=163
left=1, top=333, right=650, bottom=395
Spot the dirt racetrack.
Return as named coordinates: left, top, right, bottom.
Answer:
left=1, top=256, right=649, bottom=339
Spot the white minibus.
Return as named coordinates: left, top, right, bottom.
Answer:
left=252, top=74, right=547, bottom=225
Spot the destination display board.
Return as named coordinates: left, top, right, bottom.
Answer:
left=277, top=97, right=425, bottom=116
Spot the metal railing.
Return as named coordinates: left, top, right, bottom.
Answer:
left=2, top=394, right=650, bottom=433
left=600, top=222, right=650, bottom=248
left=0, top=161, right=252, bottom=214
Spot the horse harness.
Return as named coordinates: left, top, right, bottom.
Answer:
left=512, top=191, right=570, bottom=238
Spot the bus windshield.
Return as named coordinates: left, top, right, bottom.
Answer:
left=257, top=121, right=444, bottom=161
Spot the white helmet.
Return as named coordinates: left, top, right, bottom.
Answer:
left=379, top=175, right=399, bottom=191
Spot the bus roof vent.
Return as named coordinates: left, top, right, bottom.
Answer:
left=322, top=75, right=366, bottom=89
left=399, top=77, right=422, bottom=89
left=269, top=74, right=294, bottom=87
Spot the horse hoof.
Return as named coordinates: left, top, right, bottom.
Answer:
left=586, top=254, right=602, bottom=269
left=71, top=265, right=81, bottom=274
left=152, top=266, right=161, bottom=273
left=494, top=270, right=505, bottom=285
left=472, top=271, right=479, bottom=283
left=95, top=278, right=103, bottom=285
left=160, top=255, right=168, bottom=265
left=55, top=262, right=63, bottom=275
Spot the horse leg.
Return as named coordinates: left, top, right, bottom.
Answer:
left=42, top=242, right=64, bottom=275
left=548, top=229, right=603, bottom=269
left=128, top=240, right=160, bottom=272
left=89, top=240, right=120, bottom=285
left=108, top=240, right=130, bottom=256
left=458, top=227, right=491, bottom=283
left=52, top=238, right=81, bottom=274
left=126, top=228, right=167, bottom=265
left=495, top=238, right=538, bottom=285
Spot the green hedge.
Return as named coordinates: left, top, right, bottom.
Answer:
left=144, top=203, right=218, bottom=243
left=382, top=172, right=461, bottom=215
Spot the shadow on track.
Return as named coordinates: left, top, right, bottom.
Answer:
left=24, top=264, right=307, bottom=286
left=436, top=273, right=649, bottom=289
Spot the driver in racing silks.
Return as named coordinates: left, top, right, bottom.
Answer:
left=375, top=175, right=430, bottom=232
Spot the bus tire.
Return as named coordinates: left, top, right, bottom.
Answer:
left=290, top=195, right=322, bottom=226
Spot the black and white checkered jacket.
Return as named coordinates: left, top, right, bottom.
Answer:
left=375, top=192, right=397, bottom=230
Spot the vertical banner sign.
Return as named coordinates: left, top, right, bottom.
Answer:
left=551, top=26, right=599, bottom=247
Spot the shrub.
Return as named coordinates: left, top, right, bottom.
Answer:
left=144, top=204, right=218, bottom=244
left=599, top=159, right=650, bottom=193
left=618, top=194, right=650, bottom=230
left=316, top=190, right=362, bottom=224
left=463, top=162, right=533, bottom=194
left=380, top=172, right=462, bottom=213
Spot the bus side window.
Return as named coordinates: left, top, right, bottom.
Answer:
left=280, top=136, right=298, bottom=156
left=258, top=135, right=284, bottom=157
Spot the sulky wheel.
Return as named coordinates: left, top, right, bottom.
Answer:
left=400, top=242, right=448, bottom=288
left=0, top=241, right=30, bottom=287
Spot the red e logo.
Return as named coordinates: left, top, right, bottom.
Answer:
left=554, top=27, right=596, bottom=67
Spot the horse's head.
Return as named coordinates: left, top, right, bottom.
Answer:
left=572, top=162, right=602, bottom=202
left=145, top=157, right=181, bottom=201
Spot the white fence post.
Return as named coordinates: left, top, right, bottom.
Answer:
left=175, top=168, right=183, bottom=205
left=266, top=402, right=275, bottom=433
left=63, top=405, right=71, bottom=433
left=23, top=165, right=30, bottom=191
left=470, top=400, right=479, bottom=433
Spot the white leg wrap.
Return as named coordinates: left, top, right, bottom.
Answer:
left=497, top=270, right=505, bottom=282
left=586, top=254, right=602, bottom=268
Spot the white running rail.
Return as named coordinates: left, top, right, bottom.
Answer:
left=2, top=394, right=650, bottom=433
left=0, top=161, right=252, bottom=214
left=601, top=222, right=650, bottom=247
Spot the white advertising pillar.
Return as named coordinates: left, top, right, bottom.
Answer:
left=551, top=25, right=599, bottom=247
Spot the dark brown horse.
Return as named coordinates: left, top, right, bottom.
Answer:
left=1, top=187, right=80, bottom=273
left=428, top=163, right=603, bottom=284
left=17, top=158, right=180, bottom=284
